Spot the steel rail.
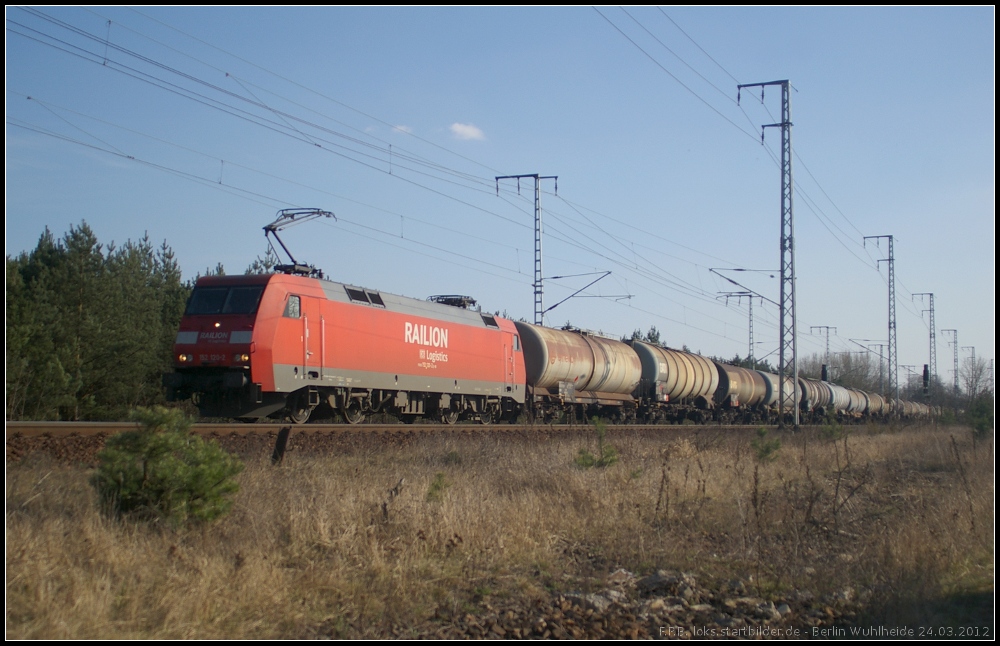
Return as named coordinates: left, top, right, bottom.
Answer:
left=6, top=420, right=828, bottom=441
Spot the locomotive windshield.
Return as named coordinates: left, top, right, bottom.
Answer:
left=186, top=285, right=265, bottom=315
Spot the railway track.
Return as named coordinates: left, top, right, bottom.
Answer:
left=6, top=420, right=806, bottom=439
left=6, top=419, right=828, bottom=466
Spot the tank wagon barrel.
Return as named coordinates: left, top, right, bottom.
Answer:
left=866, top=392, right=888, bottom=416
left=826, top=382, right=852, bottom=413
left=514, top=322, right=642, bottom=422
left=515, top=323, right=641, bottom=397
left=628, top=341, right=718, bottom=424
left=713, top=362, right=768, bottom=409
left=846, top=388, right=868, bottom=415
left=757, top=371, right=797, bottom=410
left=630, top=342, right=717, bottom=400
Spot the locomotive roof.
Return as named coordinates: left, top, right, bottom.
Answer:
left=193, top=272, right=504, bottom=329
left=320, top=280, right=500, bottom=328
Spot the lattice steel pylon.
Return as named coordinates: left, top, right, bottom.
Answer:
left=962, top=346, right=977, bottom=397
left=865, top=235, right=897, bottom=406
left=718, top=292, right=758, bottom=369
left=739, top=80, right=798, bottom=427
left=811, top=326, right=837, bottom=376
left=870, top=343, right=887, bottom=394
left=914, top=293, right=936, bottom=398
left=942, top=329, right=959, bottom=395
left=495, top=174, right=558, bottom=325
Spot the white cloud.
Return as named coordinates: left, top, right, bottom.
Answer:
left=450, top=123, right=485, bottom=141
left=391, top=124, right=412, bottom=134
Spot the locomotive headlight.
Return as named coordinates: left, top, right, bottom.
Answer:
left=178, top=353, right=194, bottom=363
left=233, top=353, right=250, bottom=363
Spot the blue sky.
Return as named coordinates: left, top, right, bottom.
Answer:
left=6, top=7, right=995, bottom=387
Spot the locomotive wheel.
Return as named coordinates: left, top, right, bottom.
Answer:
left=288, top=396, right=312, bottom=424
left=478, top=407, right=495, bottom=425
left=441, top=409, right=460, bottom=425
left=340, top=401, right=366, bottom=425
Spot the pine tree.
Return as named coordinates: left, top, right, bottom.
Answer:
left=6, top=223, right=191, bottom=420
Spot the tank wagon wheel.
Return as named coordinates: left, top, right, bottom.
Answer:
left=339, top=401, right=366, bottom=425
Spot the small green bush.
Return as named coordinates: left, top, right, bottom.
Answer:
left=966, top=394, right=994, bottom=437
left=751, top=427, right=781, bottom=463
left=820, top=413, right=847, bottom=441
left=574, top=417, right=618, bottom=468
left=426, top=472, right=451, bottom=502
left=91, top=406, right=244, bottom=526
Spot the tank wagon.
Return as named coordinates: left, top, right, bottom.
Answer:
left=713, top=362, right=769, bottom=422
left=515, top=323, right=641, bottom=423
left=166, top=273, right=934, bottom=426
left=758, top=372, right=796, bottom=413
left=629, top=341, right=718, bottom=424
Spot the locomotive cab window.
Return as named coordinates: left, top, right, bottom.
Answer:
left=225, top=286, right=265, bottom=314
left=186, top=285, right=264, bottom=315
left=283, top=295, right=301, bottom=318
left=513, top=335, right=521, bottom=352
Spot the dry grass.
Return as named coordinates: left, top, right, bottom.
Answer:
left=6, top=423, right=994, bottom=638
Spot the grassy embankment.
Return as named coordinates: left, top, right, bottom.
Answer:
left=6, top=422, right=993, bottom=638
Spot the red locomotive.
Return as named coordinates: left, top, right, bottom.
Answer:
left=164, top=272, right=525, bottom=424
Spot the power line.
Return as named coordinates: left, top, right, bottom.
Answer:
left=594, top=8, right=902, bottom=287
left=592, top=6, right=760, bottom=144
left=9, top=8, right=950, bottom=364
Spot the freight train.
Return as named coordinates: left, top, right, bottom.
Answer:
left=164, top=271, right=933, bottom=425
